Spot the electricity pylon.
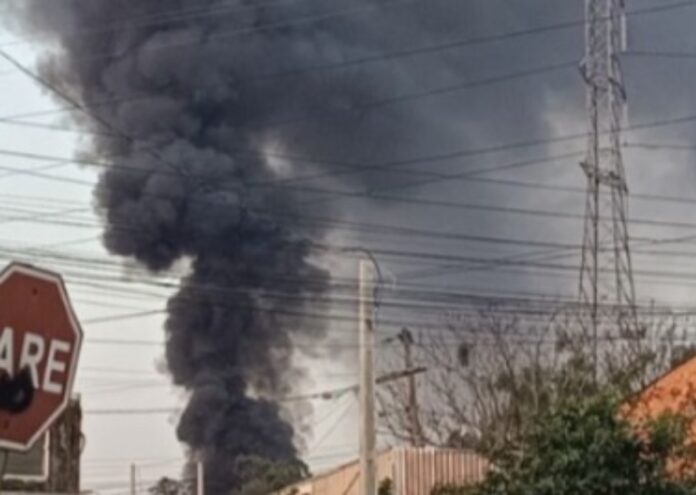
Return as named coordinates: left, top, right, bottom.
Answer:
left=578, top=0, right=637, bottom=374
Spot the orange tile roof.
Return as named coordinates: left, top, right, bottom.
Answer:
left=626, top=357, right=696, bottom=419
left=623, top=356, right=696, bottom=478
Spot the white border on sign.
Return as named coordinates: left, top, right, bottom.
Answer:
left=3, top=433, right=50, bottom=482
left=0, top=262, right=83, bottom=452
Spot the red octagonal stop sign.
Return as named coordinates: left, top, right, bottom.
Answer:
left=0, top=262, right=82, bottom=451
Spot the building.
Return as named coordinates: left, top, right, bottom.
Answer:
left=624, top=355, right=696, bottom=427
left=278, top=447, right=489, bottom=495
left=622, top=355, right=696, bottom=477
left=4, top=398, right=82, bottom=495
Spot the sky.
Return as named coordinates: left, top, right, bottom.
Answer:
left=0, top=33, right=360, bottom=487
left=0, top=36, right=187, bottom=492
left=2, top=0, right=696, bottom=493
left=0, top=45, right=363, bottom=486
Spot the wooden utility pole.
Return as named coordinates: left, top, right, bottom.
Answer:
left=130, top=464, right=136, bottom=495
left=197, top=460, right=204, bottom=495
left=359, top=260, right=376, bottom=495
left=398, top=328, right=423, bottom=447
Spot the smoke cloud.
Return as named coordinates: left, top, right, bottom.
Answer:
left=13, top=0, right=688, bottom=491
left=5, top=0, right=499, bottom=492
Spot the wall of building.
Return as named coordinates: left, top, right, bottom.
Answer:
left=392, top=448, right=489, bottom=495
left=278, top=448, right=488, bottom=495
left=309, top=450, right=394, bottom=495
left=3, top=398, right=82, bottom=494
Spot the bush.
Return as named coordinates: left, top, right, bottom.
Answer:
left=434, top=394, right=696, bottom=495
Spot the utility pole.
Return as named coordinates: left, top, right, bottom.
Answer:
left=358, top=260, right=376, bottom=495
left=398, top=328, right=423, bottom=447
left=578, top=0, right=637, bottom=379
left=197, top=460, right=204, bottom=495
left=130, top=464, right=137, bottom=495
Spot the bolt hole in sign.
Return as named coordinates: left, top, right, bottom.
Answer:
left=0, top=263, right=82, bottom=451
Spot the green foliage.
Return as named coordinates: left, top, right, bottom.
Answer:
left=378, top=478, right=393, bottom=495
left=233, top=456, right=309, bottom=495
left=474, top=355, right=599, bottom=454
left=434, top=395, right=696, bottom=495
left=431, top=483, right=478, bottom=495
left=148, top=477, right=189, bottom=495
left=148, top=457, right=308, bottom=495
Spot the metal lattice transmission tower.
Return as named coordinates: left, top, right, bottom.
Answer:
left=578, top=0, right=637, bottom=359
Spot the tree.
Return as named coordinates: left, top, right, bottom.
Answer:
left=148, top=457, right=308, bottom=495
left=226, top=456, right=309, bottom=495
left=149, top=477, right=190, bottom=495
left=433, top=394, right=696, bottom=495
left=378, top=304, right=686, bottom=453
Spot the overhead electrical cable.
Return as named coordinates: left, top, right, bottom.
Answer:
left=0, top=0, right=420, bottom=49
left=0, top=0, right=334, bottom=48
left=2, top=0, right=692, bottom=82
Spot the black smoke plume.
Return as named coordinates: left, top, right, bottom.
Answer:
left=5, top=1, right=455, bottom=492
left=6, top=0, right=597, bottom=492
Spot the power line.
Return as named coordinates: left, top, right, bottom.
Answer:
left=0, top=6, right=688, bottom=188
left=0, top=58, right=576, bottom=164
left=0, top=49, right=196, bottom=184
left=625, top=49, right=696, bottom=60
left=0, top=2, right=694, bottom=204
left=80, top=366, right=165, bottom=376
left=0, top=213, right=689, bottom=290
left=248, top=61, right=577, bottom=133
left=4, top=1, right=696, bottom=342
left=83, top=407, right=179, bottom=416
left=8, top=212, right=692, bottom=306
left=1, top=0, right=692, bottom=130
left=4, top=140, right=696, bottom=212
left=0, top=121, right=581, bottom=187
left=625, top=141, right=696, bottom=152
left=0, top=0, right=323, bottom=48
left=8, top=191, right=696, bottom=264
left=84, top=385, right=357, bottom=416
left=7, top=149, right=696, bottom=249
left=58, top=274, right=693, bottom=342
left=54, top=270, right=696, bottom=333
left=4, top=0, right=693, bottom=83
left=242, top=111, right=696, bottom=187
left=0, top=201, right=586, bottom=254
left=244, top=1, right=687, bottom=81
left=3, top=99, right=696, bottom=199
left=1, top=218, right=696, bottom=313
left=0, top=0, right=420, bottom=50
left=307, top=395, right=356, bottom=453
left=83, top=309, right=166, bottom=325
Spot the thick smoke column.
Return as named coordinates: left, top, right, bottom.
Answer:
left=7, top=0, right=594, bottom=492
left=7, top=1, right=443, bottom=492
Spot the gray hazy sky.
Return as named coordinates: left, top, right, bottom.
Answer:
left=2, top=0, right=696, bottom=492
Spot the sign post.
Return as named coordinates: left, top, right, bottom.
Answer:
left=0, top=262, right=82, bottom=452
left=0, top=450, right=8, bottom=494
